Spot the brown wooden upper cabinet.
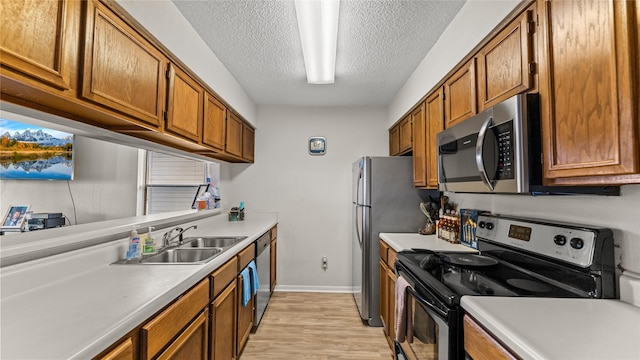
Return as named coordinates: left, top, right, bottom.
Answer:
left=203, top=93, right=227, bottom=151
left=0, top=0, right=80, bottom=92
left=476, top=8, right=534, bottom=111
left=165, top=63, right=203, bottom=142
left=225, top=112, right=243, bottom=158
left=242, top=123, right=255, bottom=162
left=389, top=125, right=400, bottom=155
left=444, top=59, right=477, bottom=128
left=399, top=115, right=413, bottom=153
left=537, top=0, right=639, bottom=184
left=425, top=88, right=445, bottom=188
left=412, top=103, right=427, bottom=187
left=82, top=0, right=166, bottom=128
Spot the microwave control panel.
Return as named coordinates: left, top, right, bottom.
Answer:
left=494, top=122, right=514, bottom=180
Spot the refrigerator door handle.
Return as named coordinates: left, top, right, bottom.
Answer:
left=355, top=206, right=363, bottom=246
left=356, top=165, right=363, bottom=205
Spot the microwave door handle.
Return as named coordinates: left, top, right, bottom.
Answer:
left=476, top=116, right=495, bottom=191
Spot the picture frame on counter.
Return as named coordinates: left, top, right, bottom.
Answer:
left=2, top=205, right=30, bottom=231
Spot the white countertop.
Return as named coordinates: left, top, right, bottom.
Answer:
left=0, top=212, right=277, bottom=359
left=462, top=296, right=640, bottom=360
left=379, top=233, right=478, bottom=253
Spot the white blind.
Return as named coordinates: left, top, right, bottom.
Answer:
left=147, top=152, right=205, bottom=185
left=146, top=152, right=205, bottom=214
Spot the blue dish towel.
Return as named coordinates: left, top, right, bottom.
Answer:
left=240, top=267, right=251, bottom=307
left=247, top=260, right=259, bottom=295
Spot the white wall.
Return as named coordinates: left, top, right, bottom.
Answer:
left=116, top=0, right=257, bottom=125
left=0, top=136, right=139, bottom=225
left=221, top=106, right=388, bottom=291
left=388, top=0, right=520, bottom=126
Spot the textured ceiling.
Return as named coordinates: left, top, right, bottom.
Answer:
left=171, top=0, right=466, bottom=107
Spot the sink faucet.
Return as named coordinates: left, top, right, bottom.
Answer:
left=162, top=225, right=198, bottom=247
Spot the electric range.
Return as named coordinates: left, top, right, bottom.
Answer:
left=394, top=213, right=616, bottom=360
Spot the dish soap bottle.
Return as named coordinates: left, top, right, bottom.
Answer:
left=142, top=226, right=156, bottom=255
left=126, top=229, right=141, bottom=260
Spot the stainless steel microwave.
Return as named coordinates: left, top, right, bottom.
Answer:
left=437, top=93, right=538, bottom=194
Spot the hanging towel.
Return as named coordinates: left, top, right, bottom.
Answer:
left=247, top=260, right=259, bottom=295
left=240, top=267, right=251, bottom=307
left=395, top=275, right=411, bottom=343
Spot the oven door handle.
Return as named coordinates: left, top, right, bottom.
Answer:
left=475, top=116, right=495, bottom=191
left=404, top=281, right=448, bottom=319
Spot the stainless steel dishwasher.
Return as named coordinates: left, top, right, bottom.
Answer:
left=253, top=231, right=271, bottom=330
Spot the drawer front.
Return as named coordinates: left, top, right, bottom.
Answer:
left=379, top=240, right=389, bottom=265
left=387, top=248, right=397, bottom=269
left=142, top=279, right=209, bottom=360
left=238, top=243, right=255, bottom=271
left=211, top=256, right=239, bottom=299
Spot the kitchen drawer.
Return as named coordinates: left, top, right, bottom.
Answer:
left=387, top=248, right=397, bottom=269
left=141, top=279, right=209, bottom=360
left=211, top=256, right=238, bottom=299
left=238, top=243, right=255, bottom=271
left=379, top=240, right=390, bottom=265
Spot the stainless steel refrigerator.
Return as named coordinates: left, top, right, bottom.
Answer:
left=352, top=156, right=426, bottom=326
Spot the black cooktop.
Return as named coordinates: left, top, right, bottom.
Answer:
left=397, top=249, right=599, bottom=302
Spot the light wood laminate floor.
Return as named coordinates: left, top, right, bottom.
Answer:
left=241, top=292, right=393, bottom=359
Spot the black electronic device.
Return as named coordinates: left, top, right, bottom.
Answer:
left=28, top=214, right=66, bottom=231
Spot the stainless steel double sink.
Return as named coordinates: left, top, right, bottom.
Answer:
left=114, top=236, right=248, bottom=264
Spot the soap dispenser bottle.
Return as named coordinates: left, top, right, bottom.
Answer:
left=126, top=229, right=141, bottom=260
left=142, top=226, right=156, bottom=255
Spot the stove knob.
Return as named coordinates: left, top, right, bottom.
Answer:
left=478, top=221, right=486, bottom=229
left=553, top=235, right=567, bottom=246
left=485, top=222, right=494, bottom=230
left=570, top=238, right=584, bottom=250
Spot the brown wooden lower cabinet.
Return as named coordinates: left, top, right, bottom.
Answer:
left=210, top=280, right=237, bottom=360
left=378, top=240, right=397, bottom=350
left=96, top=337, right=134, bottom=360
left=156, top=309, right=209, bottom=360
left=236, top=272, right=254, bottom=356
left=141, top=279, right=210, bottom=360
left=463, top=315, right=517, bottom=360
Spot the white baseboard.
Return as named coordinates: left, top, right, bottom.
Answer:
left=274, top=285, right=354, bottom=293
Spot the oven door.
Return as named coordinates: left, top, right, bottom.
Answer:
left=397, top=283, right=458, bottom=360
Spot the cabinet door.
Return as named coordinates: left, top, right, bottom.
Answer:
left=226, top=112, right=243, bottom=158
left=398, top=116, right=412, bottom=153
left=242, top=123, right=255, bottom=162
left=236, top=273, right=254, bottom=356
left=166, top=63, right=203, bottom=141
left=0, top=0, right=78, bottom=90
left=412, top=103, right=427, bottom=187
left=379, top=259, right=388, bottom=332
left=82, top=0, right=165, bottom=127
left=386, top=265, right=397, bottom=344
left=141, top=279, right=209, bottom=360
left=463, top=315, right=516, bottom=360
left=425, top=89, right=445, bottom=188
left=157, top=310, right=209, bottom=360
left=270, top=238, right=277, bottom=293
left=477, top=9, right=533, bottom=110
left=538, top=0, right=638, bottom=181
left=203, top=93, right=227, bottom=151
left=444, top=59, right=477, bottom=128
left=389, top=125, right=400, bottom=155
left=210, top=281, right=237, bottom=360
left=96, top=337, right=134, bottom=360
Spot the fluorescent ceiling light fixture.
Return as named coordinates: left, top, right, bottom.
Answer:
left=294, top=0, right=340, bottom=84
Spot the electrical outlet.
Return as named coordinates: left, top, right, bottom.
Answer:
left=322, top=256, right=328, bottom=270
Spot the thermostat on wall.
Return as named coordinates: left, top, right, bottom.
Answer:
left=308, top=137, right=326, bottom=155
